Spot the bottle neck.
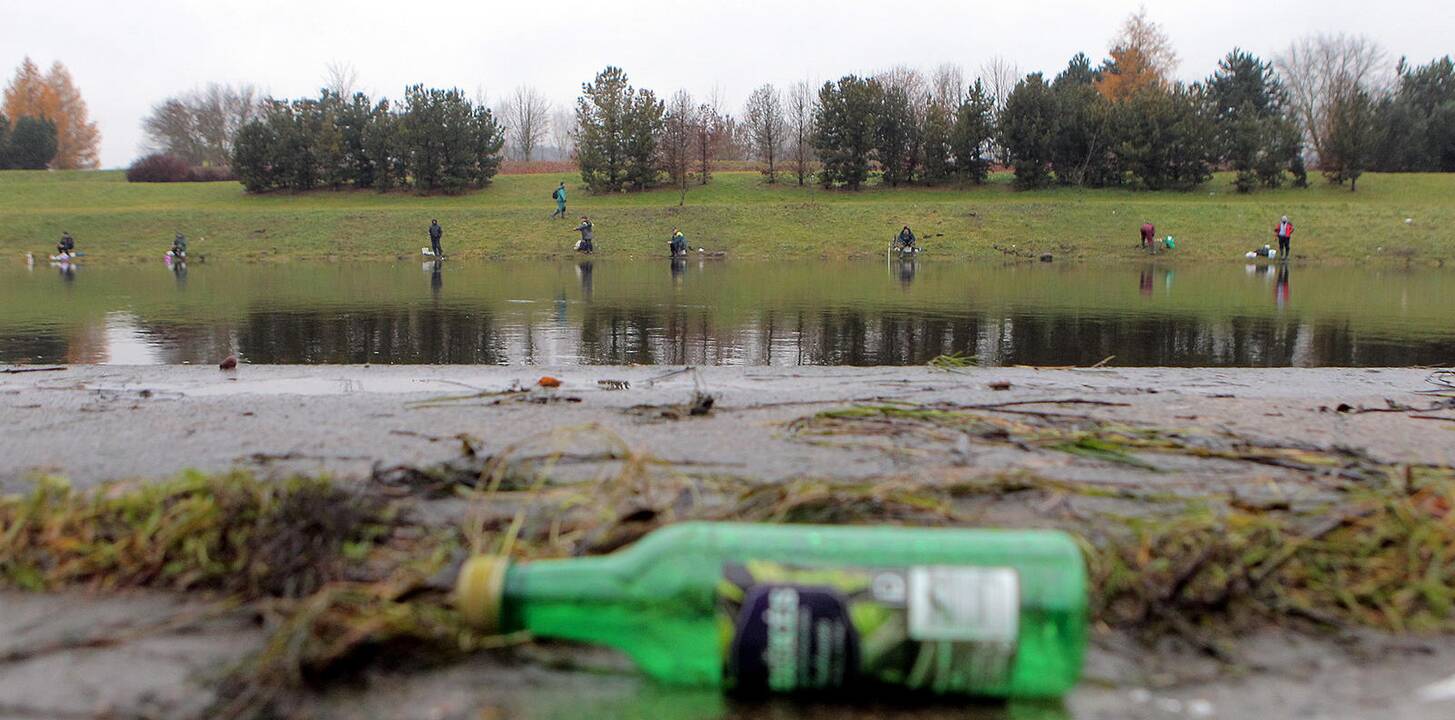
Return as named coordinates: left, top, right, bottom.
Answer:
left=499, top=555, right=632, bottom=634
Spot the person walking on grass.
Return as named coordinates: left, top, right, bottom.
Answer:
left=551, top=182, right=568, bottom=219
left=574, top=216, right=594, bottom=254
left=1274, top=215, right=1294, bottom=260
left=429, top=219, right=444, bottom=258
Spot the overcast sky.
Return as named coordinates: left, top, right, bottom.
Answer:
left=4, top=0, right=1450, bottom=168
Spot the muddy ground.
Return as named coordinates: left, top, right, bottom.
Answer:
left=2, top=364, right=1454, bottom=719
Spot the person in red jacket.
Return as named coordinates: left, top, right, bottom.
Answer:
left=1139, top=222, right=1156, bottom=250
left=1274, top=216, right=1294, bottom=259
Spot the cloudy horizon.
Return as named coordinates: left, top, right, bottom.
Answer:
left=4, top=0, right=1450, bottom=168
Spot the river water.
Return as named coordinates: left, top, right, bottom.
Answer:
left=2, top=258, right=1452, bottom=366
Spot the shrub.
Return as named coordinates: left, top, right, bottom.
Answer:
left=126, top=152, right=237, bottom=182
left=126, top=153, right=191, bottom=182
left=187, top=165, right=238, bottom=182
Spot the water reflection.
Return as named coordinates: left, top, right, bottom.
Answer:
left=3, top=260, right=1453, bottom=367
left=895, top=258, right=917, bottom=289
left=1275, top=263, right=1291, bottom=310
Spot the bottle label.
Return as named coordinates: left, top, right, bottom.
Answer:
left=719, top=561, right=1019, bottom=695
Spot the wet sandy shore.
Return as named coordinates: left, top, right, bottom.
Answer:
left=3, top=364, right=1452, bottom=489
left=2, top=364, right=1454, bottom=719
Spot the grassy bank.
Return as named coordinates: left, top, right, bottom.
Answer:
left=1, top=169, right=1452, bottom=263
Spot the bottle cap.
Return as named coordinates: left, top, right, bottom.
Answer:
left=455, top=555, right=510, bottom=632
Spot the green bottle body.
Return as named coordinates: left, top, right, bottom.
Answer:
left=495, top=522, right=1085, bottom=699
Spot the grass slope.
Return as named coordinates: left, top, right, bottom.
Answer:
left=1, top=169, right=1451, bottom=263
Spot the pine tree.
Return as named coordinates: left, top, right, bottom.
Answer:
left=1052, top=55, right=1115, bottom=186
left=1000, top=74, right=1057, bottom=188
left=575, top=67, right=633, bottom=192
left=949, top=81, right=995, bottom=184
left=812, top=76, right=879, bottom=190
left=1323, top=88, right=1377, bottom=191
left=920, top=102, right=953, bottom=185
left=6, top=116, right=59, bottom=169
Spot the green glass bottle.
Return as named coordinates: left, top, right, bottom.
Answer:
left=456, top=522, right=1085, bottom=699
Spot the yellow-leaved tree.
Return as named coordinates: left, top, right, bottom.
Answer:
left=1095, top=8, right=1178, bottom=102
left=2, top=57, right=101, bottom=169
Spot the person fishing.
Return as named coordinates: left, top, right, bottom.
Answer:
left=896, top=225, right=917, bottom=251
left=428, top=219, right=444, bottom=258
left=551, top=182, right=567, bottom=219
left=574, top=216, right=594, bottom=254
left=669, top=228, right=687, bottom=257
left=56, top=231, right=76, bottom=257
left=1274, top=215, right=1294, bottom=259
left=1139, top=222, right=1156, bottom=251
left=171, top=233, right=188, bottom=259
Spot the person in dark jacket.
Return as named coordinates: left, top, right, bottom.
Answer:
left=57, top=231, right=76, bottom=257
left=669, top=228, right=687, bottom=257
left=896, top=226, right=916, bottom=251
left=574, top=217, right=594, bottom=254
left=428, top=219, right=444, bottom=257
left=171, top=233, right=188, bottom=258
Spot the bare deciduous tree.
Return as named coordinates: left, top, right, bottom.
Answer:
left=1277, top=33, right=1387, bottom=162
left=550, top=107, right=576, bottom=161
left=501, top=85, right=552, bottom=161
left=931, top=63, right=965, bottom=109
left=744, top=83, right=786, bottom=182
left=786, top=80, right=816, bottom=186
left=979, top=55, right=1020, bottom=165
left=979, top=55, right=1020, bottom=116
left=662, top=90, right=697, bottom=205
left=141, top=82, right=261, bottom=167
left=324, top=61, right=359, bottom=97
left=693, top=98, right=722, bottom=184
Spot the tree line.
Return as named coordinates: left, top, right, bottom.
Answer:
left=569, top=12, right=1449, bottom=195
left=230, top=86, right=505, bottom=194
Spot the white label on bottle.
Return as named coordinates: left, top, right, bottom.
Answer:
left=906, top=566, right=1020, bottom=691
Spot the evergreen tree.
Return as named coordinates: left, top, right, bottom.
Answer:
left=1052, top=55, right=1116, bottom=186
left=334, top=92, right=377, bottom=188
left=575, top=67, right=632, bottom=192
left=875, top=82, right=915, bottom=186
left=1373, top=57, right=1455, bottom=172
left=3, top=115, right=57, bottom=169
left=920, top=101, right=954, bottom=185
left=949, top=81, right=995, bottom=184
left=1114, top=86, right=1215, bottom=191
left=0, top=114, right=8, bottom=168
left=232, top=119, right=276, bottom=192
left=401, top=85, right=504, bottom=194
left=812, top=75, right=879, bottom=190
left=623, top=87, right=663, bottom=190
left=1207, top=49, right=1303, bottom=192
left=1001, top=74, right=1057, bottom=188
left=1323, top=88, right=1377, bottom=191
left=361, top=99, right=405, bottom=191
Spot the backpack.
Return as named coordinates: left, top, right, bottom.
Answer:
left=551, top=189, right=560, bottom=200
